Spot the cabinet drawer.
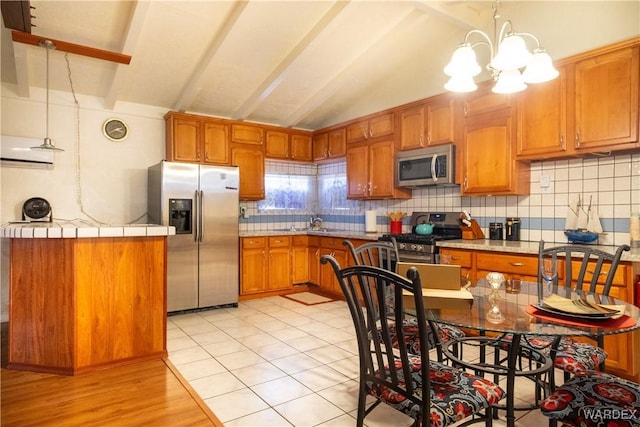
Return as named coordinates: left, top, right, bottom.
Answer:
left=292, top=235, right=308, bottom=246
left=440, top=249, right=472, bottom=268
left=242, top=237, right=266, bottom=249
left=570, top=260, right=628, bottom=287
left=268, top=236, right=290, bottom=247
left=321, top=237, right=346, bottom=250
left=477, top=252, right=538, bottom=276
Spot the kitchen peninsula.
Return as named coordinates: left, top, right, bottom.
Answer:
left=1, top=222, right=174, bottom=375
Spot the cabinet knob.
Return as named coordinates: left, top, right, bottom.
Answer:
left=560, top=135, right=566, bottom=150
left=575, top=132, right=581, bottom=147
left=510, top=262, right=524, bottom=267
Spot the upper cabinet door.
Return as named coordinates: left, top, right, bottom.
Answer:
left=574, top=45, right=639, bottom=150
left=399, top=105, right=425, bottom=150
left=231, top=147, right=265, bottom=200
left=265, top=130, right=289, bottom=159
left=290, top=133, right=312, bottom=161
left=462, top=111, right=529, bottom=196
left=426, top=95, right=456, bottom=146
left=166, top=115, right=201, bottom=162
left=232, top=124, right=264, bottom=145
left=202, top=121, right=229, bottom=164
left=516, top=66, right=568, bottom=158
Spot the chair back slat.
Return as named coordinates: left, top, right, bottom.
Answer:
left=538, top=241, right=630, bottom=298
left=343, top=238, right=399, bottom=270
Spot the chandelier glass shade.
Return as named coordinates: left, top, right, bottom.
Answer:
left=444, top=2, right=559, bottom=94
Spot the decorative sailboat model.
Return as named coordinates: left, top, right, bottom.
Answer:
left=564, top=195, right=603, bottom=243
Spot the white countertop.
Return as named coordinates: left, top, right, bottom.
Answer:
left=1, top=221, right=176, bottom=239
left=437, top=239, right=640, bottom=263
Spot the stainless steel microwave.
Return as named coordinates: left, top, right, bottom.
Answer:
left=395, top=144, right=456, bottom=187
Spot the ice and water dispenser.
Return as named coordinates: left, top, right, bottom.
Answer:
left=169, top=198, right=192, bottom=234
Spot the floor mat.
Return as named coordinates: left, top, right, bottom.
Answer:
left=282, top=292, right=336, bottom=306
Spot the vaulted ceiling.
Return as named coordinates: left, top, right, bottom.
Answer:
left=1, top=1, right=638, bottom=131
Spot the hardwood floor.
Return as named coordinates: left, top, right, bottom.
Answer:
left=1, top=354, right=223, bottom=426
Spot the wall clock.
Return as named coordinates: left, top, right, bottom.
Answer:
left=102, top=118, right=129, bottom=142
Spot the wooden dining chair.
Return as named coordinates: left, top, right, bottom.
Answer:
left=343, top=239, right=465, bottom=361
left=321, top=255, right=504, bottom=427
left=540, top=370, right=640, bottom=427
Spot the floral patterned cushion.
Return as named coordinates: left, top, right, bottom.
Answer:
left=368, top=357, right=505, bottom=426
left=384, top=318, right=465, bottom=354
left=540, top=370, right=640, bottom=427
left=493, top=334, right=607, bottom=372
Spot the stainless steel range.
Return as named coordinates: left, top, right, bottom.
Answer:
left=378, top=211, right=462, bottom=263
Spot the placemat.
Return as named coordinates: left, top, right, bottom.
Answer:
left=525, top=305, right=637, bottom=329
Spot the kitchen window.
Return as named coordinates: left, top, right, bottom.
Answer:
left=258, top=174, right=315, bottom=211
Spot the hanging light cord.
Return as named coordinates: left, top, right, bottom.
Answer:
left=63, top=53, right=146, bottom=224
left=45, top=43, right=50, bottom=141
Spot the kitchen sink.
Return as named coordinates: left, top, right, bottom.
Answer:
left=269, top=227, right=344, bottom=233
left=309, top=228, right=344, bottom=233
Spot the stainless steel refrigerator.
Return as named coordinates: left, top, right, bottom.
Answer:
left=148, top=161, right=239, bottom=312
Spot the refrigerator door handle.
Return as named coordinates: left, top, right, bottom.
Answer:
left=193, top=190, right=199, bottom=242
left=199, top=190, right=205, bottom=242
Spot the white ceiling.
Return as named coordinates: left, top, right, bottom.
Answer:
left=1, top=1, right=639, bottom=131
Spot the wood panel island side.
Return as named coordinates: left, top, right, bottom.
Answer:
left=1, top=224, right=174, bottom=375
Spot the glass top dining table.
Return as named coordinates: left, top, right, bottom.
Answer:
left=422, top=278, right=640, bottom=427
left=426, top=278, right=640, bottom=339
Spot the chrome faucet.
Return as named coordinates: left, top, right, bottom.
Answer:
left=310, top=216, right=323, bottom=230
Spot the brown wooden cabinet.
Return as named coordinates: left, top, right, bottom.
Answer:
left=317, top=237, right=349, bottom=294
left=516, top=66, right=568, bottom=159
left=573, top=44, right=639, bottom=152
left=346, top=112, right=394, bottom=144
left=399, top=104, right=425, bottom=150
left=346, top=140, right=410, bottom=200
left=231, top=123, right=264, bottom=145
left=267, top=236, right=291, bottom=291
left=290, top=132, right=313, bottom=161
left=231, top=146, right=265, bottom=200
left=427, top=94, right=457, bottom=146
left=165, top=112, right=230, bottom=165
left=308, top=236, right=321, bottom=286
left=516, top=40, right=639, bottom=159
left=399, top=95, right=457, bottom=151
left=240, top=237, right=268, bottom=295
left=265, top=130, right=289, bottom=159
left=8, top=237, right=167, bottom=375
left=266, top=130, right=313, bottom=161
left=313, top=128, right=346, bottom=161
left=291, top=235, right=309, bottom=284
left=462, top=109, right=529, bottom=196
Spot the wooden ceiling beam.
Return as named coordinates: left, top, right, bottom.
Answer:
left=1, top=1, right=32, bottom=33
left=11, top=30, right=132, bottom=65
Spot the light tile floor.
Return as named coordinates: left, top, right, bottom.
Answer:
left=167, top=295, right=552, bottom=426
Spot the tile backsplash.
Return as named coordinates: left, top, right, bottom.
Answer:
left=240, top=152, right=640, bottom=246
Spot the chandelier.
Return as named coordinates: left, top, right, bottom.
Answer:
left=443, top=1, right=559, bottom=94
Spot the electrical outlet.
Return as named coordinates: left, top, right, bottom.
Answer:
left=240, top=206, right=248, bottom=219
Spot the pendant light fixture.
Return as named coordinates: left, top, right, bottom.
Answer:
left=31, top=39, right=64, bottom=151
left=443, top=1, right=558, bottom=94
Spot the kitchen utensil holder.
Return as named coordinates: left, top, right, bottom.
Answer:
left=461, top=219, right=485, bottom=240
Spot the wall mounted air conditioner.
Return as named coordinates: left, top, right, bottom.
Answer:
left=1, top=135, right=54, bottom=169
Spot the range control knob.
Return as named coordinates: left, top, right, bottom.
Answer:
left=398, top=243, right=406, bottom=250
